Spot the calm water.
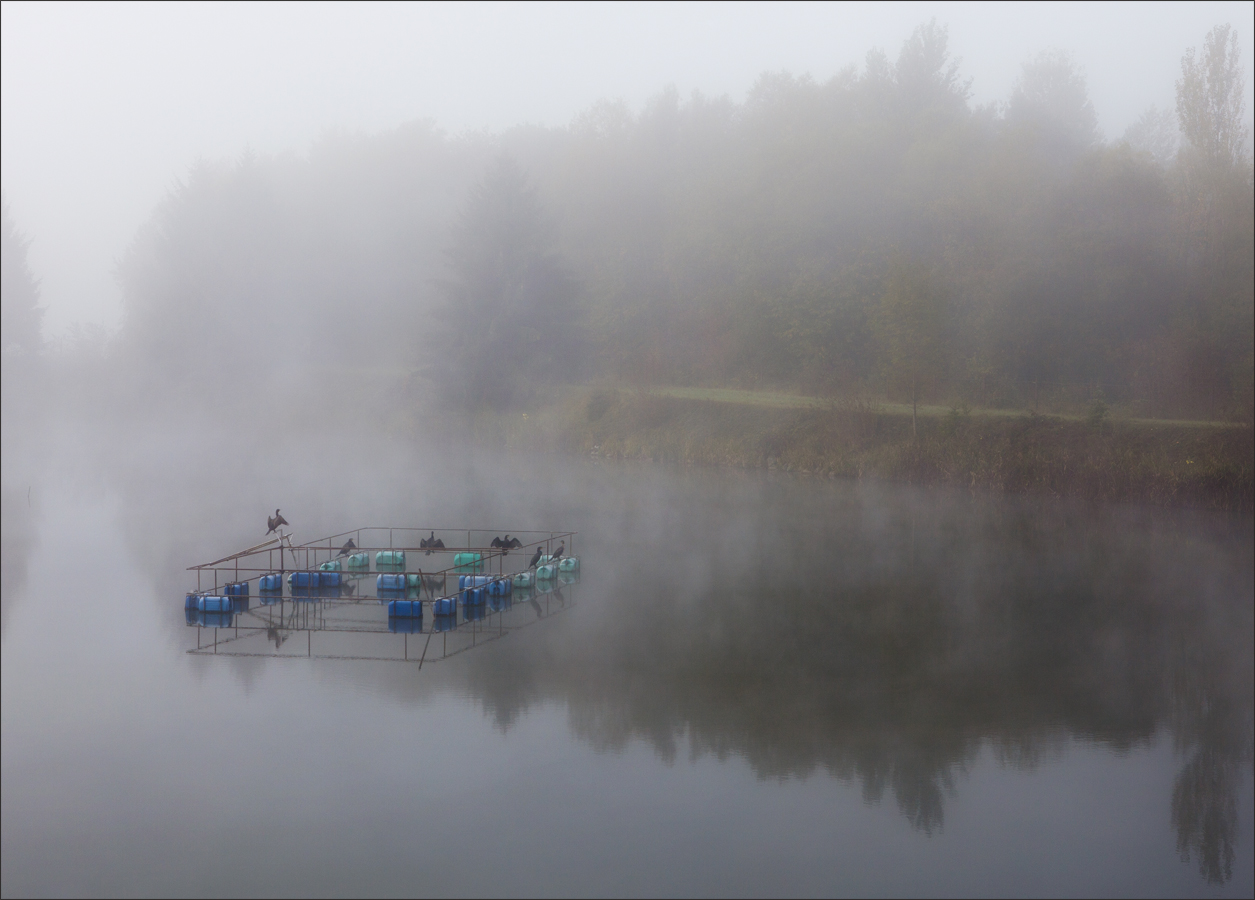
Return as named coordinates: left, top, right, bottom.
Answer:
left=2, top=424, right=1252, bottom=897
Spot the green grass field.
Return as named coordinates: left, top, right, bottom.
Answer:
left=645, top=386, right=1241, bottom=429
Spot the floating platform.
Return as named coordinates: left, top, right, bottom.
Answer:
left=183, top=527, right=580, bottom=665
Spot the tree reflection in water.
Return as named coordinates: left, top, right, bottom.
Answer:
left=456, top=495, right=1252, bottom=882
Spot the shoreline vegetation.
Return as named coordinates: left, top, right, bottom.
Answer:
left=465, top=386, right=1254, bottom=512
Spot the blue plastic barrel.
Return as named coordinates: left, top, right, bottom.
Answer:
left=432, top=596, right=457, bottom=616
left=185, top=607, right=200, bottom=624
left=185, top=593, right=200, bottom=610
left=387, top=598, right=423, bottom=618
left=377, top=573, right=406, bottom=592
left=462, top=587, right=486, bottom=605
left=196, top=611, right=234, bottom=628
left=288, top=571, right=317, bottom=588
left=486, top=578, right=511, bottom=596
left=259, top=573, right=283, bottom=592
left=224, top=581, right=249, bottom=597
left=319, top=571, right=342, bottom=589
left=463, top=604, right=485, bottom=622
left=458, top=574, right=492, bottom=589
left=487, top=594, right=511, bottom=613
left=388, top=616, right=424, bottom=634
left=433, top=614, right=457, bottom=632
left=197, top=595, right=234, bottom=614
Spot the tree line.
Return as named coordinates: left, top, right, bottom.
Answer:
left=4, top=21, right=1251, bottom=420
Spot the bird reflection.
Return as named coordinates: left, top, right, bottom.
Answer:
left=528, top=597, right=544, bottom=618
left=265, top=624, right=290, bottom=650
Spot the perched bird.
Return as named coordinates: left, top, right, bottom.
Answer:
left=528, top=546, right=543, bottom=569
left=422, top=531, right=445, bottom=556
left=267, top=509, right=290, bottom=535
left=336, top=538, right=357, bottom=557
left=490, top=535, right=523, bottom=554
left=550, top=543, right=565, bottom=562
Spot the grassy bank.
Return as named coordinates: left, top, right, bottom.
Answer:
left=472, top=388, right=1253, bottom=511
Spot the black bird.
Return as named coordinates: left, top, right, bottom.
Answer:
left=490, top=535, right=523, bottom=554
left=527, top=546, right=543, bottom=569
left=267, top=509, right=289, bottom=535
left=422, top=531, right=446, bottom=556
left=550, top=543, right=565, bottom=562
left=336, top=538, right=357, bottom=557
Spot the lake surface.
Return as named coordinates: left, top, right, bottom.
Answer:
left=2, top=424, right=1252, bottom=897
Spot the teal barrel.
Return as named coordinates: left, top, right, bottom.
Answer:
left=511, top=571, right=534, bottom=588
left=536, top=564, right=557, bottom=580
left=376, top=550, right=406, bottom=571
left=319, top=559, right=341, bottom=572
left=558, top=557, right=580, bottom=573
left=346, top=553, right=370, bottom=571
left=453, top=552, right=483, bottom=573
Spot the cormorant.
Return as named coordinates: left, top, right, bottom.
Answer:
left=528, top=546, right=543, bottom=569
left=267, top=509, right=289, bottom=535
left=490, top=535, right=522, bottom=553
left=336, top=538, right=357, bottom=557
left=550, top=543, right=565, bottom=562
left=422, top=531, right=445, bottom=556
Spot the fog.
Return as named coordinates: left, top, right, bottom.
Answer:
left=2, top=3, right=1254, bottom=896
left=2, top=2, right=1252, bottom=337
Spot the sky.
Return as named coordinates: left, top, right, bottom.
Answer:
left=2, top=1, right=1253, bottom=338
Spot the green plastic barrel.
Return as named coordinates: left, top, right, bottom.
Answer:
left=511, top=571, right=534, bottom=588
left=453, top=552, right=483, bottom=573
left=346, top=553, right=370, bottom=571
left=319, top=559, right=341, bottom=572
left=376, top=550, right=406, bottom=571
left=558, top=556, right=579, bottom=572
left=536, top=564, right=557, bottom=580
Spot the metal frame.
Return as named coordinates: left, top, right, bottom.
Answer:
left=185, top=526, right=579, bottom=665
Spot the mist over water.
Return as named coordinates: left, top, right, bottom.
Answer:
left=3, top=5, right=1254, bottom=896
left=2, top=417, right=1251, bottom=896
